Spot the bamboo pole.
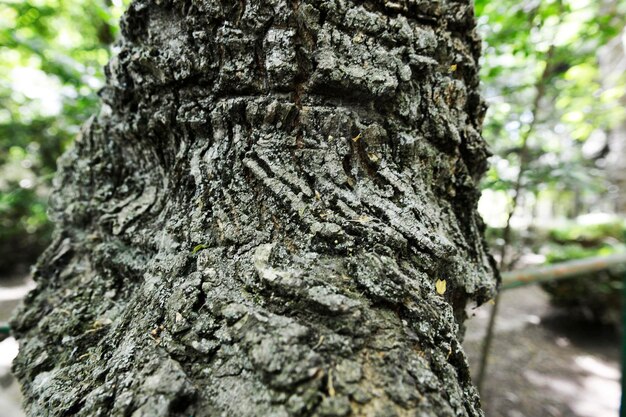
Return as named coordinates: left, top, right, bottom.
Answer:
left=501, top=252, right=626, bottom=290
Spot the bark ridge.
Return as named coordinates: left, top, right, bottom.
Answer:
left=13, top=0, right=497, bottom=416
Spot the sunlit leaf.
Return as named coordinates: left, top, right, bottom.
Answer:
left=435, top=279, right=447, bottom=295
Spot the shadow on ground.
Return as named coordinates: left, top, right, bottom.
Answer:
left=464, top=286, right=620, bottom=417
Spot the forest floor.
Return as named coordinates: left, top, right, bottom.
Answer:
left=463, top=285, right=620, bottom=417
left=0, top=275, right=620, bottom=417
left=0, top=273, right=31, bottom=417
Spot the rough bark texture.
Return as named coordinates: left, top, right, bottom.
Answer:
left=12, top=1, right=497, bottom=416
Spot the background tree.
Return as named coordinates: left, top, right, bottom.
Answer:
left=11, top=0, right=497, bottom=416
left=474, top=0, right=626, bottom=326
left=476, top=0, right=626, bottom=268
left=601, top=26, right=626, bottom=213
left=0, top=0, right=124, bottom=273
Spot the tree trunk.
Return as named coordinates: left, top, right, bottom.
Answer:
left=599, top=28, right=626, bottom=214
left=12, top=1, right=497, bottom=416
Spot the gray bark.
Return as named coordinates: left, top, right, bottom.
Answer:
left=12, top=1, right=497, bottom=416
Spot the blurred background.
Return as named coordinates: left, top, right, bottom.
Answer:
left=0, top=0, right=625, bottom=416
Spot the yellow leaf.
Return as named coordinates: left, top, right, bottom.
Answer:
left=450, top=64, right=458, bottom=72
left=435, top=279, right=446, bottom=295
left=352, top=132, right=362, bottom=142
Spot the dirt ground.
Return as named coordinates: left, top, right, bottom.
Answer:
left=0, top=276, right=620, bottom=417
left=0, top=273, right=30, bottom=417
left=463, top=286, right=620, bottom=417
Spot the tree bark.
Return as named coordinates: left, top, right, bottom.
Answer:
left=12, top=1, right=497, bottom=416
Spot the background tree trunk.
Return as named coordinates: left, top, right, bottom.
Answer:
left=12, top=0, right=497, bottom=415
left=599, top=28, right=626, bottom=214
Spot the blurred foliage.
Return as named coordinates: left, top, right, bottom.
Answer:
left=548, top=217, right=626, bottom=242
left=541, top=218, right=626, bottom=326
left=0, top=0, right=126, bottom=273
left=476, top=0, right=626, bottom=325
left=476, top=0, right=626, bottom=219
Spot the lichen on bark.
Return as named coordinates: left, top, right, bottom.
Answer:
left=12, top=0, right=498, bottom=416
